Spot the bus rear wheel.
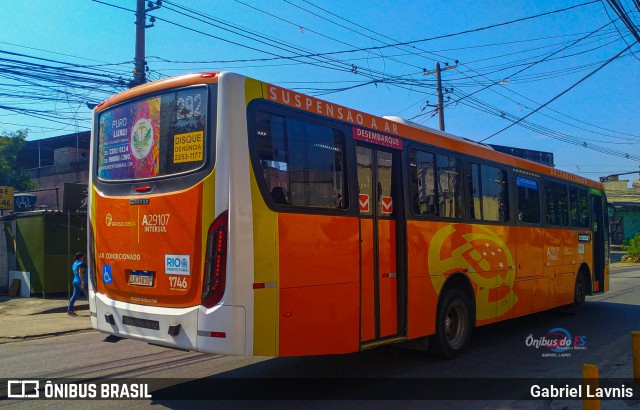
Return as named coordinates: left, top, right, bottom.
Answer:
left=431, top=288, right=472, bottom=359
left=571, top=273, right=587, bottom=312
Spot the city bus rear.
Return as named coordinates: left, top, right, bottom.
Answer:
left=88, top=73, right=245, bottom=354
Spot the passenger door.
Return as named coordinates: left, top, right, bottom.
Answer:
left=591, top=193, right=606, bottom=293
left=357, top=144, right=404, bottom=343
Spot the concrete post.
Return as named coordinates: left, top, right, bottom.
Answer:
left=582, top=363, right=600, bottom=410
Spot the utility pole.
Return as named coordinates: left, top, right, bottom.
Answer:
left=130, top=0, right=162, bottom=88
left=423, top=62, right=457, bottom=132
left=436, top=63, right=445, bottom=132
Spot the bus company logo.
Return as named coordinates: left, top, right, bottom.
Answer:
left=105, top=213, right=135, bottom=227
left=428, top=224, right=517, bottom=321
left=130, top=118, right=154, bottom=160
left=526, top=327, right=587, bottom=358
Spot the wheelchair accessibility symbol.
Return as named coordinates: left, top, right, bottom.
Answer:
left=103, top=265, right=113, bottom=284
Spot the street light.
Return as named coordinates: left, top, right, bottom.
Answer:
left=600, top=169, right=640, bottom=183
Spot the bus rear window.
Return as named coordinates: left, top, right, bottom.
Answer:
left=97, top=86, right=208, bottom=181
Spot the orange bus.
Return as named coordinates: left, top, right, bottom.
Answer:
left=88, top=72, right=609, bottom=358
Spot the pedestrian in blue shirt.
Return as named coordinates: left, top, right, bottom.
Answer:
left=67, top=252, right=88, bottom=316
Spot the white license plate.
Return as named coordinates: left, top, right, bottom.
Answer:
left=129, top=271, right=154, bottom=287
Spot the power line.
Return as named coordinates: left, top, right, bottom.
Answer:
left=264, top=0, right=640, bottom=157
left=294, top=0, right=639, bottom=147
left=160, top=1, right=444, bottom=95
left=605, top=0, right=640, bottom=44
left=278, top=0, right=601, bottom=58
left=161, top=0, right=601, bottom=64
left=441, top=20, right=616, bottom=112
left=480, top=43, right=636, bottom=143
left=600, top=0, right=640, bottom=60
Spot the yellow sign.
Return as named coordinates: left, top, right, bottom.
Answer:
left=0, top=186, right=14, bottom=210
left=173, top=131, right=204, bottom=163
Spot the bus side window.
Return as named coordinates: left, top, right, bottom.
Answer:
left=409, top=148, right=463, bottom=218
left=254, top=110, right=348, bottom=210
left=271, top=187, right=288, bottom=205
left=470, top=163, right=509, bottom=222
left=569, top=186, right=589, bottom=228
left=545, top=181, right=568, bottom=226
left=409, top=149, right=437, bottom=216
left=516, top=175, right=540, bottom=224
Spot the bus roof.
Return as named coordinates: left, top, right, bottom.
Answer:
left=95, top=72, right=220, bottom=114
left=95, top=71, right=604, bottom=191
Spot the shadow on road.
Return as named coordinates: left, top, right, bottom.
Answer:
left=149, top=300, right=640, bottom=405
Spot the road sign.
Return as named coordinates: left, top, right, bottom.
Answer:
left=0, top=186, right=14, bottom=210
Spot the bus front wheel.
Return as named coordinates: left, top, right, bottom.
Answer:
left=431, top=288, right=472, bottom=359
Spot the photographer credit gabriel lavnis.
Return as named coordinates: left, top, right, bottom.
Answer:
left=530, top=383, right=635, bottom=399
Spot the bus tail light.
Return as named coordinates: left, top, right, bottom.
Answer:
left=88, top=222, right=98, bottom=290
left=202, top=210, right=228, bottom=308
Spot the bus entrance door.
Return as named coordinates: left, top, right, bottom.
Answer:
left=356, top=144, right=403, bottom=344
left=591, top=194, right=606, bottom=293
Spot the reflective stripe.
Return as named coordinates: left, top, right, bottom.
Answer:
left=197, top=330, right=227, bottom=338
left=253, top=282, right=276, bottom=289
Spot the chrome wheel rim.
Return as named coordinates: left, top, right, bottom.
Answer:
left=445, top=300, right=467, bottom=349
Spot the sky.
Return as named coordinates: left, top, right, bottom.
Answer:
left=1, top=0, right=639, bottom=183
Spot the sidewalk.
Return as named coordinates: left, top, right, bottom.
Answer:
left=0, top=295, right=93, bottom=343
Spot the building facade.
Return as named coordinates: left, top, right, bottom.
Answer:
left=602, top=175, right=640, bottom=245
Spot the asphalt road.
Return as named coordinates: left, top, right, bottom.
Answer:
left=1, top=264, right=639, bottom=409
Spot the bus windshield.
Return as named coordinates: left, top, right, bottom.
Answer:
left=97, top=86, right=208, bottom=181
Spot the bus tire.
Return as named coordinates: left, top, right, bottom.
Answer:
left=430, top=288, right=472, bottom=359
left=570, top=272, right=587, bottom=313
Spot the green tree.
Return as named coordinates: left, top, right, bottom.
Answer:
left=622, top=233, right=640, bottom=262
left=0, top=129, right=37, bottom=191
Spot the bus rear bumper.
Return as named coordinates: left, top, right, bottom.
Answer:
left=93, top=293, right=246, bottom=355
left=196, top=304, right=247, bottom=355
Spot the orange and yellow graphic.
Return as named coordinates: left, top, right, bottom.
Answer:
left=428, top=224, right=517, bottom=320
